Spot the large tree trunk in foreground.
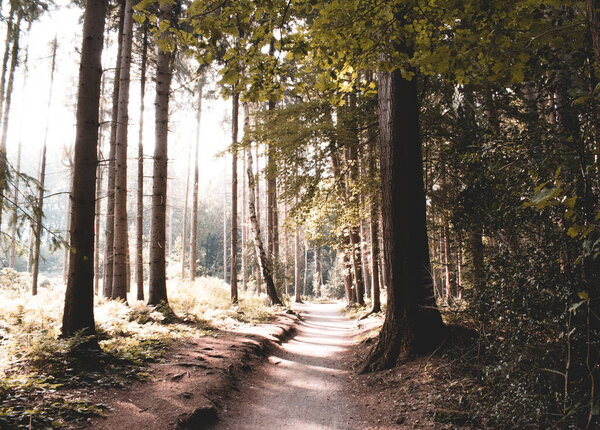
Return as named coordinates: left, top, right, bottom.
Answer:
left=246, top=144, right=282, bottom=306
left=148, top=3, right=173, bottom=307
left=62, top=0, right=106, bottom=339
left=362, top=60, right=443, bottom=372
left=112, top=0, right=134, bottom=301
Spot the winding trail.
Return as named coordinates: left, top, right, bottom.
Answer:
left=213, top=302, right=360, bottom=429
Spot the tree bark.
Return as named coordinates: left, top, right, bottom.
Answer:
left=31, top=38, right=57, bottom=296
left=255, top=142, right=262, bottom=294
left=148, top=2, right=174, bottom=306
left=181, top=146, right=191, bottom=279
left=136, top=20, right=148, bottom=301
left=62, top=0, right=106, bottom=340
left=94, top=163, right=103, bottom=294
left=314, top=246, right=322, bottom=297
left=362, top=55, right=443, bottom=372
left=294, top=221, right=302, bottom=303
left=230, top=90, right=239, bottom=303
left=112, top=0, right=135, bottom=301
left=266, top=100, right=278, bottom=288
left=189, top=81, right=203, bottom=281
left=0, top=4, right=14, bottom=227
left=103, top=0, right=125, bottom=298
left=246, top=141, right=282, bottom=305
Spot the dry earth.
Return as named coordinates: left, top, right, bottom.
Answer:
left=76, top=303, right=470, bottom=429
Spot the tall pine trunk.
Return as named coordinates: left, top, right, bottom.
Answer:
left=103, top=1, right=125, bottom=298
left=94, top=164, right=103, bottom=294
left=181, top=147, right=191, bottom=279
left=62, top=0, right=106, bottom=340
left=0, top=5, right=15, bottom=230
left=31, top=39, right=57, bottom=296
left=362, top=50, right=443, bottom=371
left=230, top=90, right=239, bottom=303
left=148, top=2, right=174, bottom=307
left=112, top=0, right=135, bottom=301
left=136, top=21, right=148, bottom=300
left=189, top=81, right=203, bottom=281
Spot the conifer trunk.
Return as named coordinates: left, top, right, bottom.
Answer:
left=31, top=39, right=57, bottom=296
left=94, top=163, right=103, bottom=294
left=136, top=21, right=148, bottom=300
left=181, top=148, right=190, bottom=279
left=0, top=6, right=16, bottom=234
left=148, top=2, right=174, bottom=306
left=112, top=0, right=135, bottom=301
left=314, top=246, right=322, bottom=297
left=362, top=50, right=443, bottom=371
left=62, top=0, right=106, bottom=339
left=189, top=82, right=203, bottom=281
left=294, top=223, right=302, bottom=303
left=103, top=1, right=125, bottom=298
left=230, top=90, right=239, bottom=303
left=255, top=142, right=262, bottom=293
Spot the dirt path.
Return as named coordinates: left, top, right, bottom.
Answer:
left=212, top=302, right=360, bottom=430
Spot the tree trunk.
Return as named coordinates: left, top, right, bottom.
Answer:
left=64, top=166, right=73, bottom=284
left=0, top=6, right=19, bottom=236
left=9, top=140, right=20, bottom=268
left=103, top=1, right=125, bottom=298
left=314, top=246, right=322, bottom=297
left=267, top=100, right=278, bottom=288
left=112, top=0, right=134, bottom=301
left=587, top=0, right=600, bottom=71
left=181, top=146, right=191, bottom=279
left=148, top=2, right=174, bottom=307
left=241, top=102, right=250, bottom=291
left=62, top=0, right=106, bottom=340
left=294, top=222, right=302, bottom=303
left=136, top=20, right=148, bottom=300
left=31, top=145, right=47, bottom=296
left=32, top=38, right=57, bottom=296
left=368, top=130, right=381, bottom=313
left=255, top=142, right=262, bottom=294
left=362, top=55, right=443, bottom=372
left=0, top=10, right=21, bottom=165
left=190, top=81, right=203, bottom=281
left=303, top=242, right=308, bottom=296
left=230, top=90, right=239, bottom=303
left=246, top=143, right=282, bottom=305
left=94, top=163, right=103, bottom=294
left=223, top=185, right=227, bottom=283
left=0, top=5, right=15, bottom=231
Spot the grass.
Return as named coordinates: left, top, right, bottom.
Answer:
left=0, top=269, right=278, bottom=429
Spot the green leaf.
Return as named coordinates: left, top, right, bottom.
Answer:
left=578, top=291, right=590, bottom=301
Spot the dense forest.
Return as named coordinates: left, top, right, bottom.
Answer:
left=0, top=0, right=599, bottom=428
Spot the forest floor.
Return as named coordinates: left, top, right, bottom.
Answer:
left=84, top=302, right=470, bottom=430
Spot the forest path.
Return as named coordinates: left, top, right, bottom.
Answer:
left=212, top=302, right=361, bottom=430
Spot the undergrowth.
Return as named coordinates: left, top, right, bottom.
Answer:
left=0, top=270, right=277, bottom=429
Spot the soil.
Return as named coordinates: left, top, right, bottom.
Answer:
left=78, top=313, right=298, bottom=430
left=77, top=303, right=471, bottom=429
